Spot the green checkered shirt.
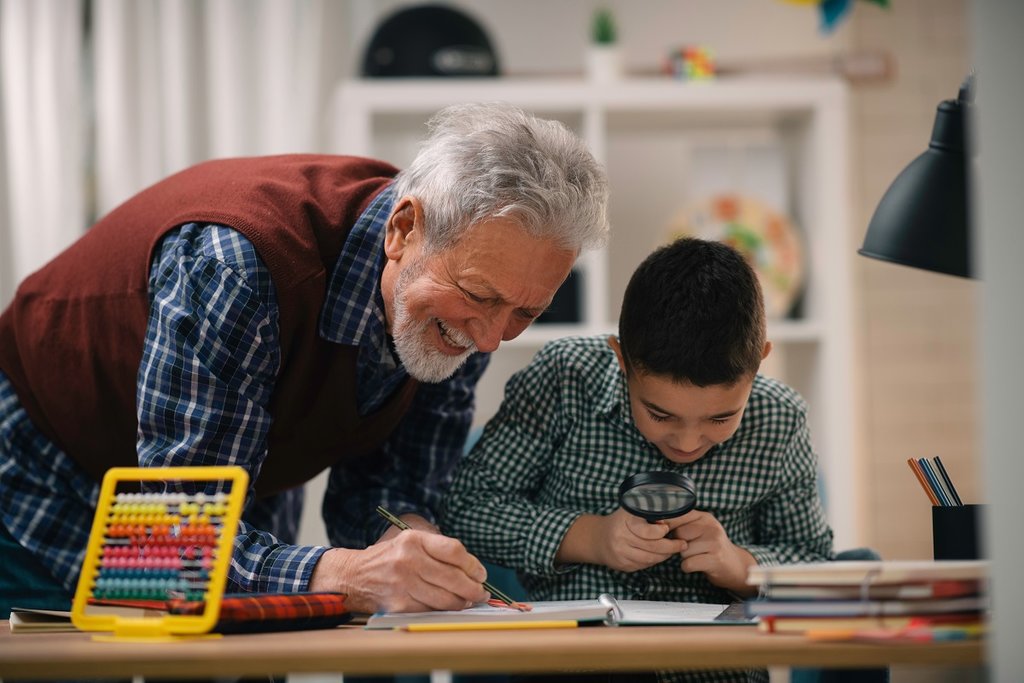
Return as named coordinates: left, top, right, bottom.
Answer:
left=441, top=335, right=835, bottom=683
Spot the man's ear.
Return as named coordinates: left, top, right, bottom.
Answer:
left=762, top=340, right=773, bottom=361
left=384, top=196, right=424, bottom=260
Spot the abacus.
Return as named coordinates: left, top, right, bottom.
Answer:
left=71, top=466, right=248, bottom=641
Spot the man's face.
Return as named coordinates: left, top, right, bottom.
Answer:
left=382, top=197, right=577, bottom=383
left=624, top=370, right=754, bottom=465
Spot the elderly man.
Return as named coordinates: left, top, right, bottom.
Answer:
left=0, top=102, right=609, bottom=617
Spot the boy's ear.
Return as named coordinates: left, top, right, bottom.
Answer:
left=607, top=336, right=627, bottom=373
left=384, top=195, right=424, bottom=260
left=762, top=341, right=773, bottom=360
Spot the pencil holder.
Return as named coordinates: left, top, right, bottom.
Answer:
left=932, top=504, right=985, bottom=560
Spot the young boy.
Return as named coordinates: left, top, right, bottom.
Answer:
left=440, top=238, right=834, bottom=683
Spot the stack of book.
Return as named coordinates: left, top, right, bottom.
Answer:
left=744, top=560, right=988, bottom=638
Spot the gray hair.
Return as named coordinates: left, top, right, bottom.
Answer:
left=392, top=102, right=609, bottom=253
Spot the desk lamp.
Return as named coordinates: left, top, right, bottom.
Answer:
left=858, top=74, right=975, bottom=278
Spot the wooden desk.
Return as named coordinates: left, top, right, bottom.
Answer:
left=0, top=622, right=984, bottom=680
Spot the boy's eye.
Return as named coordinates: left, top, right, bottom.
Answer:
left=647, top=411, right=671, bottom=423
left=710, top=417, right=731, bottom=425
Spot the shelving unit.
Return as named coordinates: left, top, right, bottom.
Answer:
left=331, top=77, right=860, bottom=549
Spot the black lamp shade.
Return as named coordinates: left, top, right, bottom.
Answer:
left=859, top=97, right=972, bottom=278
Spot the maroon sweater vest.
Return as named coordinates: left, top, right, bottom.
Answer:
left=0, top=154, right=418, bottom=496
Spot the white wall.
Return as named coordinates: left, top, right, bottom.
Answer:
left=346, top=0, right=850, bottom=78
left=974, top=2, right=1024, bottom=679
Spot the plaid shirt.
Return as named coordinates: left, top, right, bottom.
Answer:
left=441, top=335, right=833, bottom=683
left=0, top=187, right=488, bottom=595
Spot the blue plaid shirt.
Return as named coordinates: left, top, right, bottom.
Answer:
left=0, top=187, right=489, bottom=594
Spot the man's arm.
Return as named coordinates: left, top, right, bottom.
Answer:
left=137, top=224, right=326, bottom=593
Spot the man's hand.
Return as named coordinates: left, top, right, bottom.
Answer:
left=376, top=512, right=440, bottom=542
left=669, top=510, right=757, bottom=596
left=309, top=529, right=490, bottom=614
left=557, top=508, right=688, bottom=572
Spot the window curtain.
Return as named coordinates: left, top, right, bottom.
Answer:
left=0, top=0, right=344, bottom=309
left=0, top=0, right=86, bottom=307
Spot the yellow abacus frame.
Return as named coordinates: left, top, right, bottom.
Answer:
left=71, top=466, right=248, bottom=641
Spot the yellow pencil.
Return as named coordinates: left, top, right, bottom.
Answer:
left=404, top=620, right=578, bottom=632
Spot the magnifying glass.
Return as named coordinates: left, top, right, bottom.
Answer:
left=618, top=471, right=697, bottom=523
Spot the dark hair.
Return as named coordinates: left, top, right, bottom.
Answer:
left=618, top=237, right=766, bottom=386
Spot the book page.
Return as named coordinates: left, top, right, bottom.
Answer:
left=615, top=600, right=749, bottom=625
left=366, top=599, right=609, bottom=629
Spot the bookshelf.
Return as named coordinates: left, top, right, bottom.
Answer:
left=330, top=76, right=859, bottom=550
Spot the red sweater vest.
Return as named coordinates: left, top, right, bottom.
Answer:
left=0, top=154, right=417, bottom=496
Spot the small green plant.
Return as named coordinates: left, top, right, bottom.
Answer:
left=591, top=8, right=616, bottom=45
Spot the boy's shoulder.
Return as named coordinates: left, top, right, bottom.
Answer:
left=531, top=335, right=619, bottom=386
left=747, top=374, right=808, bottom=419
left=536, top=334, right=615, bottom=365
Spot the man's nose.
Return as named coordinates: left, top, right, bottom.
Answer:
left=469, top=311, right=513, bottom=353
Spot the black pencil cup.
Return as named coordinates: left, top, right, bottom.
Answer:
left=932, top=504, right=985, bottom=560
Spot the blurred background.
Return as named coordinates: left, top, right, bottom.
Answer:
left=1, top=2, right=1020, bottom=680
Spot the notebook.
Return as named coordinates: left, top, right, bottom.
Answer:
left=366, top=594, right=752, bottom=630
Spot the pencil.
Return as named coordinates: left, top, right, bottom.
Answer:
left=374, top=505, right=523, bottom=610
left=918, top=458, right=952, bottom=506
left=404, top=620, right=578, bottom=632
left=907, top=458, right=940, bottom=506
left=933, top=457, right=964, bottom=506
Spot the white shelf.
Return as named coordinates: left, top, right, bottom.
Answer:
left=336, top=76, right=845, bottom=112
left=331, top=76, right=860, bottom=550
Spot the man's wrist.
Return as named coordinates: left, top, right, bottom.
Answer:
left=309, top=547, right=355, bottom=593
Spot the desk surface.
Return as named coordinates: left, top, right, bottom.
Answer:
left=0, top=622, right=984, bottom=680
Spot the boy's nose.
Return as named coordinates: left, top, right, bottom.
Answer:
left=674, top=430, right=704, bottom=453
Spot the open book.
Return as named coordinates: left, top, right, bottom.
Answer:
left=9, top=604, right=164, bottom=633
left=365, top=594, right=752, bottom=630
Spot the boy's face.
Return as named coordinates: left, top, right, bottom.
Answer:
left=622, top=370, right=754, bottom=465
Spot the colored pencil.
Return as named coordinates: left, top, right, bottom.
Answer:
left=907, top=458, right=940, bottom=505
left=933, top=457, right=964, bottom=506
left=918, top=458, right=952, bottom=506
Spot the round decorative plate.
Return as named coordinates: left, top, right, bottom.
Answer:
left=666, top=194, right=805, bottom=319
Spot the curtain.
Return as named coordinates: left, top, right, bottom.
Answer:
left=0, top=0, right=344, bottom=309
left=0, top=0, right=86, bottom=306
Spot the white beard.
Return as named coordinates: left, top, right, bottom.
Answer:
left=391, top=263, right=478, bottom=383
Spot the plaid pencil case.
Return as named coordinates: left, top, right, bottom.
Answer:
left=90, top=591, right=351, bottom=634
left=169, top=591, right=352, bottom=633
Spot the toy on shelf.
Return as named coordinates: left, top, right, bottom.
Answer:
left=71, top=466, right=248, bottom=641
left=663, top=46, right=716, bottom=81
left=667, top=194, right=804, bottom=319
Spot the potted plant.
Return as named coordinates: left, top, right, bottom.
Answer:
left=587, top=7, right=622, bottom=82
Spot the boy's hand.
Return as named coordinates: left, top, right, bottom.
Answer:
left=669, top=510, right=757, bottom=596
left=559, top=508, right=688, bottom=572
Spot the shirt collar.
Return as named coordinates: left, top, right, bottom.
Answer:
left=596, top=347, right=630, bottom=419
left=320, top=185, right=395, bottom=345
